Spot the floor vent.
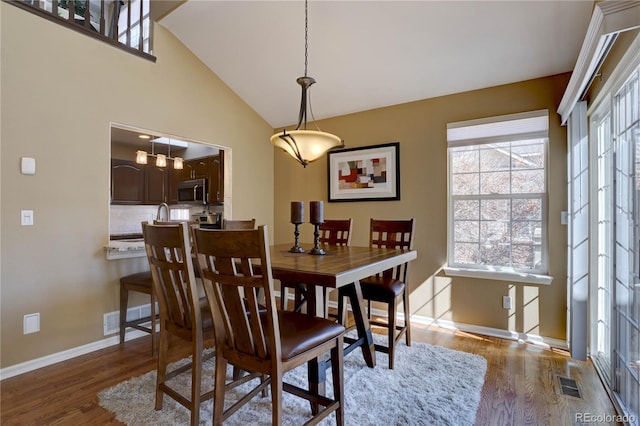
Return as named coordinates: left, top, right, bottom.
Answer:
left=103, top=311, right=120, bottom=336
left=558, top=376, right=581, bottom=398
left=104, top=303, right=157, bottom=336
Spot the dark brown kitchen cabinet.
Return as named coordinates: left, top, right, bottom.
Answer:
left=167, top=166, right=182, bottom=204
left=145, top=163, right=168, bottom=205
left=179, top=153, right=224, bottom=204
left=111, top=159, right=144, bottom=204
left=145, top=159, right=184, bottom=205
left=112, top=159, right=181, bottom=205
left=208, top=152, right=224, bottom=204
left=182, top=158, right=209, bottom=180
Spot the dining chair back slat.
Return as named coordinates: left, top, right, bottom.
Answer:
left=370, top=218, right=413, bottom=282
left=195, top=227, right=278, bottom=368
left=145, top=224, right=198, bottom=334
left=320, top=219, right=353, bottom=246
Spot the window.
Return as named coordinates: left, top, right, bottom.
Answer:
left=446, top=110, right=550, bottom=283
left=117, top=0, right=151, bottom=53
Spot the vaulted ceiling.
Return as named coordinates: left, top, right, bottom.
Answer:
left=159, top=1, right=594, bottom=129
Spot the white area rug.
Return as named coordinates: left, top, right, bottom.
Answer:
left=99, top=335, right=487, bottom=426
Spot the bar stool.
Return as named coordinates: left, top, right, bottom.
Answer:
left=119, top=271, right=158, bottom=353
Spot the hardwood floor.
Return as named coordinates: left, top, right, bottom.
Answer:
left=0, top=321, right=620, bottom=425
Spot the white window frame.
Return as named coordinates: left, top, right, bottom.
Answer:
left=444, top=109, right=553, bottom=285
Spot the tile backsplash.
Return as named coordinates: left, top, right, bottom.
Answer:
left=109, top=204, right=224, bottom=236
left=110, top=205, right=157, bottom=235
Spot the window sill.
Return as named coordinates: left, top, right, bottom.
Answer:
left=443, top=266, right=553, bottom=285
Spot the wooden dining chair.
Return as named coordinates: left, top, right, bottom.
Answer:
left=193, top=226, right=345, bottom=425
left=280, top=219, right=353, bottom=313
left=142, top=221, right=216, bottom=426
left=338, top=218, right=414, bottom=369
left=222, top=218, right=256, bottom=229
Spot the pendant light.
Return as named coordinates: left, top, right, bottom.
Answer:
left=270, top=0, right=344, bottom=167
left=135, top=138, right=184, bottom=170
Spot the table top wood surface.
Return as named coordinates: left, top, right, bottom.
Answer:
left=269, top=244, right=417, bottom=288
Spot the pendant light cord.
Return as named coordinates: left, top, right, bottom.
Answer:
left=303, top=0, right=321, bottom=130
left=304, top=0, right=308, bottom=77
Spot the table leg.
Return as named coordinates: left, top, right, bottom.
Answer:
left=305, top=284, right=330, bottom=413
left=309, top=285, right=325, bottom=318
left=342, top=280, right=376, bottom=368
left=119, top=283, right=128, bottom=345
left=307, top=357, right=328, bottom=414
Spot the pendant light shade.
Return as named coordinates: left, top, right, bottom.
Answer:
left=173, top=156, right=184, bottom=170
left=270, top=0, right=343, bottom=167
left=271, top=130, right=342, bottom=166
left=155, top=153, right=167, bottom=167
left=136, top=150, right=148, bottom=164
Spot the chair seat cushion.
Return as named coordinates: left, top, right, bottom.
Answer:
left=120, top=271, right=153, bottom=288
left=277, top=311, right=345, bottom=361
left=360, top=276, right=405, bottom=301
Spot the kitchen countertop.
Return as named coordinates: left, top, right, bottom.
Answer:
left=104, top=236, right=146, bottom=260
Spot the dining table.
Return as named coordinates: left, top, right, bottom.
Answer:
left=268, top=243, right=418, bottom=402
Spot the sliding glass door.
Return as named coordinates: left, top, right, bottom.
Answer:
left=593, top=63, right=640, bottom=424
left=612, top=67, right=640, bottom=422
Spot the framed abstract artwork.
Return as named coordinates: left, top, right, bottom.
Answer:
left=327, top=142, right=400, bottom=202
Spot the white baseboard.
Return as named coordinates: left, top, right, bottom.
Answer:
left=325, top=299, right=568, bottom=350
left=1, top=291, right=567, bottom=380
left=407, top=314, right=568, bottom=350
left=0, top=328, right=150, bottom=380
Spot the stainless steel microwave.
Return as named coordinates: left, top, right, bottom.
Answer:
left=177, top=179, right=207, bottom=205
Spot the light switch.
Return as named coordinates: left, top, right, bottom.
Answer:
left=21, top=157, right=36, bottom=175
left=21, top=210, right=34, bottom=226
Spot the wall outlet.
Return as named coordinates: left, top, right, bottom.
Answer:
left=561, top=211, right=569, bottom=225
left=502, top=295, right=512, bottom=310
left=23, top=313, right=40, bottom=334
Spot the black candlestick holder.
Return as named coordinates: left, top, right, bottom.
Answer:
left=289, top=223, right=305, bottom=253
left=309, top=223, right=326, bottom=255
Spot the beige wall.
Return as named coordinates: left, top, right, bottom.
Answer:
left=0, top=3, right=274, bottom=368
left=273, top=73, right=570, bottom=340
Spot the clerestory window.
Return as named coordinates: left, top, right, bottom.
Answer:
left=445, top=110, right=551, bottom=284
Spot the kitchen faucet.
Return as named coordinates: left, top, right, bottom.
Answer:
left=156, top=203, right=170, bottom=222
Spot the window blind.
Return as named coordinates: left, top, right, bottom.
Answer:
left=447, top=109, right=549, bottom=147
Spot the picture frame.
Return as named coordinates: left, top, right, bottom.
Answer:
left=327, top=142, right=400, bottom=202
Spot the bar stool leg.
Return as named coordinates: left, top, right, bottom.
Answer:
left=150, top=291, right=156, bottom=354
left=119, top=282, right=128, bottom=345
